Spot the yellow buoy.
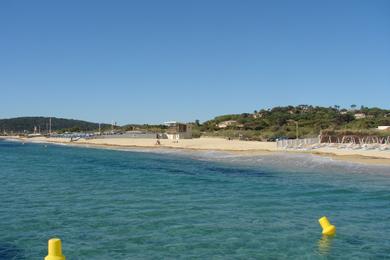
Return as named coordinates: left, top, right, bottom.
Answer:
left=318, top=216, right=336, bottom=236
left=45, top=238, right=65, bottom=260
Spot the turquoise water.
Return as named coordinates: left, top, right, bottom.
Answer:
left=0, top=140, right=390, bottom=259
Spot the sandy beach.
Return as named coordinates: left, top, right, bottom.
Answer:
left=2, top=135, right=390, bottom=166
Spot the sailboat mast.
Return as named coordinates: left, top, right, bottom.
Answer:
left=49, top=117, right=52, bottom=135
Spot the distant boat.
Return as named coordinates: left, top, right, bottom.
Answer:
left=70, top=137, right=80, bottom=142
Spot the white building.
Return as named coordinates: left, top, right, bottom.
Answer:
left=378, top=126, right=390, bottom=131
left=217, top=120, right=237, bottom=129
left=354, top=113, right=366, bottom=119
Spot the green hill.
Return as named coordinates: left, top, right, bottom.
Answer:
left=199, top=105, right=390, bottom=141
left=0, top=117, right=110, bottom=134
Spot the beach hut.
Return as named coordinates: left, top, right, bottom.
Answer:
left=164, top=121, right=192, bottom=140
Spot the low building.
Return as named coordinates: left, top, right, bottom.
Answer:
left=378, top=126, right=390, bottom=131
left=217, top=120, right=237, bottom=129
left=164, top=121, right=192, bottom=140
left=354, top=113, right=366, bottom=119
left=95, top=131, right=159, bottom=139
left=253, top=113, right=264, bottom=119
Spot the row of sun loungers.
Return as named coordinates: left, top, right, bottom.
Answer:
left=281, top=143, right=390, bottom=151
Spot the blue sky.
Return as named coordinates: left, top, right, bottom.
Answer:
left=1, top=0, right=389, bottom=124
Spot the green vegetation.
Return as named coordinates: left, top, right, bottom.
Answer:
left=121, top=124, right=167, bottom=133
left=0, top=117, right=110, bottom=134
left=196, top=105, right=390, bottom=141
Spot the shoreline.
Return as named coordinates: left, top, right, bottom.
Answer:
left=2, top=136, right=390, bottom=166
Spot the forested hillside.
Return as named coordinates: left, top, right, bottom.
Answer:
left=198, top=105, right=390, bottom=140
left=0, top=117, right=109, bottom=133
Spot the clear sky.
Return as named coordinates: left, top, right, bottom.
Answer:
left=1, top=0, right=389, bottom=124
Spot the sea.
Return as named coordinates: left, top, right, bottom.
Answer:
left=0, top=140, right=389, bottom=259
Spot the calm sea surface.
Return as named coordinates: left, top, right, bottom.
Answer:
left=0, top=140, right=389, bottom=259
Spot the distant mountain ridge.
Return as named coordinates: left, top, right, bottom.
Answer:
left=0, top=117, right=109, bottom=133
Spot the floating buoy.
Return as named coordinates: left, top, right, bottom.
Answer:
left=45, top=238, right=65, bottom=260
left=319, top=216, right=336, bottom=236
